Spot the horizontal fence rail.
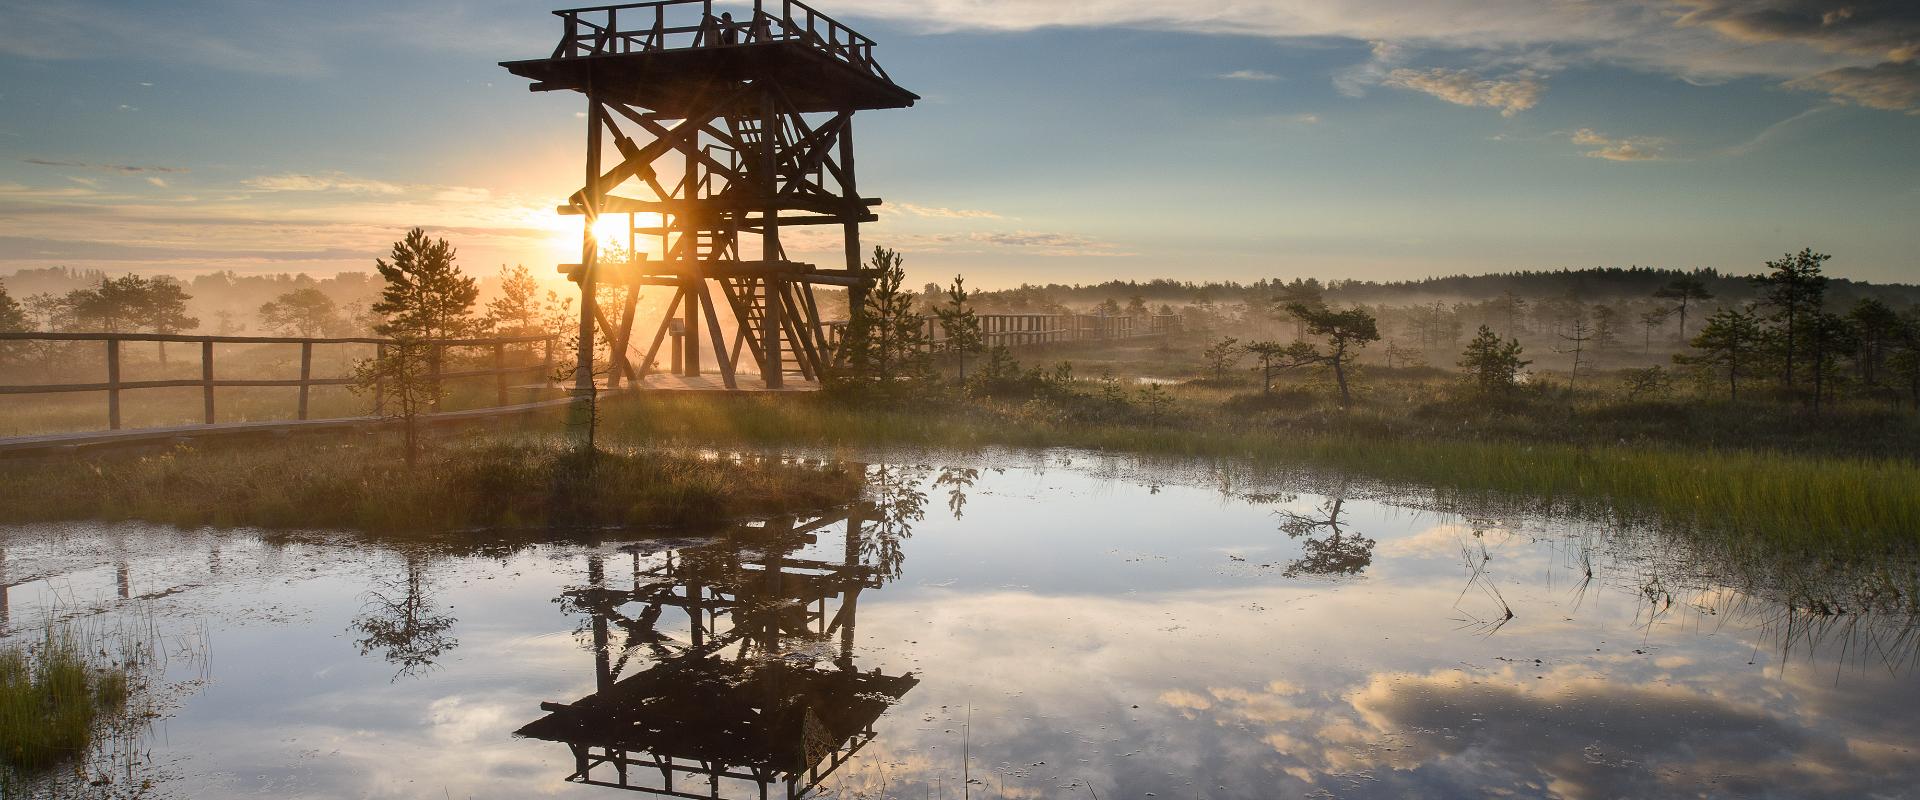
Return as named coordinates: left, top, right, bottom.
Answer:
left=550, top=0, right=892, bottom=82
left=0, top=332, right=556, bottom=432
left=921, top=313, right=1178, bottom=349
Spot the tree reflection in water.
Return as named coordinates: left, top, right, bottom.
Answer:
left=1274, top=482, right=1376, bottom=579
left=350, top=550, right=458, bottom=680
left=518, top=461, right=930, bottom=798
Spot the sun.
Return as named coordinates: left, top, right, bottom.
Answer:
left=539, top=210, right=664, bottom=266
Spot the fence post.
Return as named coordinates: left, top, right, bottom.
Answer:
left=298, top=341, right=313, bottom=420
left=106, top=338, right=121, bottom=430
left=201, top=339, right=215, bottom=424
left=494, top=342, right=508, bottom=406
left=542, top=337, right=556, bottom=387
left=373, top=343, right=387, bottom=415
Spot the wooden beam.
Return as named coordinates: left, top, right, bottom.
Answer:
left=695, top=281, right=736, bottom=390
left=201, top=339, right=215, bottom=424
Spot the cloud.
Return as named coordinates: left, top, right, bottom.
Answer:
left=1786, top=61, right=1920, bottom=112
left=892, top=202, right=1003, bottom=220
left=244, top=173, right=406, bottom=195
left=1673, top=0, right=1920, bottom=63
left=22, top=158, right=189, bottom=174
left=1569, top=128, right=1669, bottom=161
left=1218, top=69, right=1281, bottom=81
left=829, top=1, right=1917, bottom=111
left=145, top=177, right=169, bottom=188
left=1380, top=67, right=1546, bottom=116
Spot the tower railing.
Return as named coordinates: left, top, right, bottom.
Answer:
left=550, top=0, right=892, bottom=83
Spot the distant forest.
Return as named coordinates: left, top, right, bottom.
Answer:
left=954, top=266, right=1920, bottom=312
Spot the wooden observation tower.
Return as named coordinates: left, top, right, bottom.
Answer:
left=502, top=0, right=916, bottom=391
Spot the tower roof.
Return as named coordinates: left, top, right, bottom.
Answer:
left=501, top=1, right=917, bottom=115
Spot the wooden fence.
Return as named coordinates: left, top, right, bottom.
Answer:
left=0, top=332, right=556, bottom=431
left=921, top=313, right=1178, bottom=349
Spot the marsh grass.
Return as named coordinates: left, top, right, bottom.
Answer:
left=600, top=393, right=1920, bottom=557
left=0, top=437, right=863, bottom=535
left=0, top=626, right=133, bottom=779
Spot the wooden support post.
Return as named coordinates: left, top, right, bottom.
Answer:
left=761, top=90, right=784, bottom=389
left=838, top=111, right=865, bottom=321
left=541, top=338, right=554, bottom=388
left=683, top=130, right=702, bottom=378
left=683, top=280, right=701, bottom=376
left=374, top=343, right=387, bottom=414
left=638, top=289, right=685, bottom=384
left=201, top=339, right=215, bottom=424
left=576, top=95, right=603, bottom=400
left=696, top=282, right=736, bottom=390
left=297, top=341, right=313, bottom=420
left=105, top=338, right=121, bottom=430
left=610, top=284, right=639, bottom=388
left=493, top=343, right=508, bottom=405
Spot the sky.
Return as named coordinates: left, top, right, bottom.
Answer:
left=0, top=0, right=1916, bottom=290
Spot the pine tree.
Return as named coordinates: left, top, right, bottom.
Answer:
left=1653, top=275, right=1714, bottom=341
left=833, top=246, right=931, bottom=398
left=1751, top=248, right=1828, bottom=391
left=934, top=274, right=983, bottom=383
left=1676, top=307, right=1763, bottom=401
left=370, top=228, right=478, bottom=340
left=1459, top=325, right=1529, bottom=394
left=1287, top=303, right=1380, bottom=407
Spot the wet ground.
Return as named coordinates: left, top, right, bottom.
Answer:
left=2, top=450, right=1916, bottom=799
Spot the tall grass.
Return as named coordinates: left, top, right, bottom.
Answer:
left=599, top=393, right=1920, bottom=556
left=0, top=437, right=863, bottom=535
left=0, top=626, right=130, bottom=776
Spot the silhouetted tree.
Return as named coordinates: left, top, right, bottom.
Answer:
left=1202, top=336, right=1242, bottom=380
left=1751, top=248, right=1829, bottom=391
left=1287, top=303, right=1380, bottom=406
left=258, top=287, right=341, bottom=337
left=0, top=280, right=26, bottom=368
left=934, top=275, right=983, bottom=383
left=1489, top=290, right=1528, bottom=337
left=1591, top=305, right=1623, bottom=349
left=1653, top=275, right=1713, bottom=341
left=1556, top=319, right=1594, bottom=392
left=1890, top=308, right=1920, bottom=410
left=486, top=263, right=573, bottom=341
left=833, top=246, right=931, bottom=398
left=370, top=227, right=478, bottom=340
left=351, top=341, right=442, bottom=468
left=1460, top=325, right=1529, bottom=394
left=1803, top=310, right=1855, bottom=413
left=1677, top=307, right=1763, bottom=401
left=1638, top=307, right=1671, bottom=353
left=1245, top=340, right=1317, bottom=394
left=1275, top=278, right=1325, bottom=337
left=1846, top=297, right=1902, bottom=390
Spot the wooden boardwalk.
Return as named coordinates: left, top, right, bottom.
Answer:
left=0, top=373, right=822, bottom=457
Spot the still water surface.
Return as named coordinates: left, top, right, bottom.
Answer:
left=3, top=451, right=1916, bottom=799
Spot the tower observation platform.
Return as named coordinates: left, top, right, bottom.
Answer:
left=502, top=0, right=917, bottom=391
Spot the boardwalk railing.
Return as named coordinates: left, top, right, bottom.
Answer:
left=551, top=0, right=893, bottom=83
left=922, top=313, right=1179, bottom=349
left=0, top=332, right=556, bottom=431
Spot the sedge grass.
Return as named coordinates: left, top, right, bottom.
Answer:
left=599, top=392, right=1920, bottom=557
left=0, top=437, right=863, bottom=535
left=0, top=626, right=130, bottom=776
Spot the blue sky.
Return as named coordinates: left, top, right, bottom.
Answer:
left=1, top=0, right=1916, bottom=288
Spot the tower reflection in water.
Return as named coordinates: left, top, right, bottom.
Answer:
left=517, top=503, right=917, bottom=799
